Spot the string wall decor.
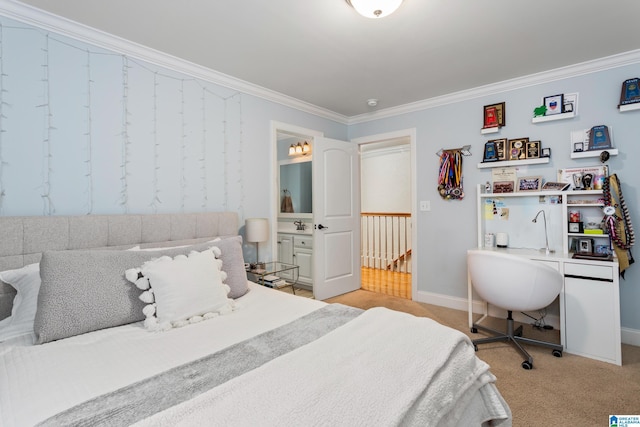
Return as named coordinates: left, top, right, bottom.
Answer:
left=150, top=71, right=161, bottom=212
left=0, top=18, right=244, bottom=216
left=84, top=49, right=94, bottom=214
left=436, top=145, right=471, bottom=200
left=180, top=79, right=187, bottom=211
left=0, top=24, right=6, bottom=214
left=200, top=87, right=208, bottom=210
left=119, top=55, right=131, bottom=213
left=234, top=93, right=245, bottom=218
left=38, top=34, right=54, bottom=215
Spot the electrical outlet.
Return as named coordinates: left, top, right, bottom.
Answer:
left=420, top=200, right=431, bottom=211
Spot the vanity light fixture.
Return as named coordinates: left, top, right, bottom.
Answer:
left=346, top=0, right=403, bottom=18
left=288, top=141, right=312, bottom=157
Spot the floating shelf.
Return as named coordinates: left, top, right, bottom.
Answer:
left=477, top=157, right=550, bottom=169
left=619, top=103, right=640, bottom=112
left=480, top=126, right=500, bottom=135
left=532, top=111, right=576, bottom=123
left=571, top=148, right=618, bottom=159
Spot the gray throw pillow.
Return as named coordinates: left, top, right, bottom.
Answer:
left=35, top=242, right=235, bottom=344
left=208, top=236, right=249, bottom=299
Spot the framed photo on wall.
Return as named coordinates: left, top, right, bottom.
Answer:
left=489, top=138, right=507, bottom=161
left=526, top=140, right=541, bottom=159
left=508, top=137, right=528, bottom=160
left=517, top=176, right=542, bottom=192
left=483, top=102, right=505, bottom=128
left=544, top=94, right=564, bottom=115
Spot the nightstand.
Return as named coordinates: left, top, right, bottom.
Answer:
left=247, top=261, right=300, bottom=294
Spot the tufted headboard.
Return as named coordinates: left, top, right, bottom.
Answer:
left=0, top=212, right=239, bottom=321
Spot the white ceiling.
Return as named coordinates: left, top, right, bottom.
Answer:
left=13, top=0, right=640, bottom=117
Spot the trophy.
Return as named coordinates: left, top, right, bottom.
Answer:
left=572, top=172, right=583, bottom=190
left=583, top=173, right=593, bottom=190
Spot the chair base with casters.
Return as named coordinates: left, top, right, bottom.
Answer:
left=471, top=310, right=563, bottom=370
left=467, top=249, right=566, bottom=370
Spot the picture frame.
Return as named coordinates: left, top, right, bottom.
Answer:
left=483, top=102, right=505, bottom=128
left=517, top=176, right=542, bottom=192
left=568, top=222, right=584, bottom=233
left=526, top=140, right=541, bottom=159
left=587, top=125, right=612, bottom=151
left=493, top=181, right=514, bottom=193
left=619, top=77, right=640, bottom=106
left=483, top=141, right=498, bottom=162
left=578, top=238, right=593, bottom=253
left=544, top=94, right=564, bottom=115
left=541, top=147, right=551, bottom=158
left=489, top=138, right=507, bottom=160
left=573, top=142, right=584, bottom=152
left=508, top=137, right=528, bottom=160
left=541, top=181, right=570, bottom=191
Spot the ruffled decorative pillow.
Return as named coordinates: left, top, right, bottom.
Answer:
left=125, top=248, right=237, bottom=331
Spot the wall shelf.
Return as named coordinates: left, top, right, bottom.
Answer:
left=480, top=126, right=500, bottom=135
left=477, top=157, right=550, bottom=169
left=571, top=148, right=618, bottom=159
left=619, top=103, right=640, bottom=112
left=532, top=111, right=576, bottom=123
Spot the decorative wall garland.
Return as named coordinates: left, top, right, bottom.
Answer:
left=150, top=71, right=160, bottom=212
left=0, top=24, right=5, bottom=214
left=0, top=18, right=243, bottom=216
left=39, top=34, right=53, bottom=215
left=84, top=49, right=94, bottom=214
left=120, top=55, right=131, bottom=213
left=200, top=87, right=208, bottom=210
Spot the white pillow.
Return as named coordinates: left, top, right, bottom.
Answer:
left=0, top=263, right=41, bottom=341
left=125, top=249, right=236, bottom=331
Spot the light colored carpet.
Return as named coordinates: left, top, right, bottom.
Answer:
left=325, top=289, right=640, bottom=427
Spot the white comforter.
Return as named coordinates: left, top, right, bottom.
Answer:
left=0, top=283, right=510, bottom=426
left=0, top=283, right=324, bottom=426
left=135, top=307, right=510, bottom=427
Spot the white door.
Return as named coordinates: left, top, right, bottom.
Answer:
left=312, top=137, right=361, bottom=300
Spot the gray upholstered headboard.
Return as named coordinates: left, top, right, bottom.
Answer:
left=0, top=212, right=239, bottom=321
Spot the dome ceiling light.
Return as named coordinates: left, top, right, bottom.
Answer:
left=346, top=0, right=404, bottom=18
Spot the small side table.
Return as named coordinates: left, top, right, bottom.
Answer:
left=247, top=261, right=300, bottom=294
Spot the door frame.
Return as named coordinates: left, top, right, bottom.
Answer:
left=270, top=121, right=323, bottom=262
left=351, top=128, right=418, bottom=300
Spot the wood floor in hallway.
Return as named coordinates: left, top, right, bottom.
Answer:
left=360, top=267, right=411, bottom=299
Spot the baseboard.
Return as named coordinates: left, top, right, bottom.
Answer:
left=415, top=290, right=640, bottom=347
left=413, top=290, right=561, bottom=330
left=621, top=327, right=640, bottom=347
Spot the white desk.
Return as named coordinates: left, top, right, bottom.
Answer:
left=467, top=247, right=622, bottom=365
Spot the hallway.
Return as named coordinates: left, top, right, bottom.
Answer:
left=361, top=267, right=411, bottom=299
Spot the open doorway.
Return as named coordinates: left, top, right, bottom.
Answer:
left=359, top=135, right=413, bottom=299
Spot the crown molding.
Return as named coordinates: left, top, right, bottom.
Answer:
left=0, top=0, right=349, bottom=124
left=348, top=49, right=640, bottom=125
left=1, top=1, right=639, bottom=127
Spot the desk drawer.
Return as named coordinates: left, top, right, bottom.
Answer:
left=564, top=262, right=613, bottom=281
left=294, top=236, right=313, bottom=249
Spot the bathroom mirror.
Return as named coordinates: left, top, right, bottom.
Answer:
left=279, top=159, right=312, bottom=215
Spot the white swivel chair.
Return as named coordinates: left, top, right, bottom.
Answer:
left=467, top=249, right=564, bottom=369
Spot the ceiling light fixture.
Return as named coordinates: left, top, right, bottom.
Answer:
left=367, top=99, right=378, bottom=107
left=346, top=0, right=403, bottom=18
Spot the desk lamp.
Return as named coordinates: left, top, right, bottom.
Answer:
left=532, top=210, right=554, bottom=255
left=245, top=218, right=269, bottom=268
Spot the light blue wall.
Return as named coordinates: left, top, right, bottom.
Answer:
left=1, top=13, right=639, bottom=333
left=349, top=64, right=640, bottom=331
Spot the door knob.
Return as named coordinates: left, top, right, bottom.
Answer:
left=317, top=224, right=328, bottom=230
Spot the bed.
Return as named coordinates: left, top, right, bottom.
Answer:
left=0, top=212, right=512, bottom=426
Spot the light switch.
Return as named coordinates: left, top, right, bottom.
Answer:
left=420, top=200, right=431, bottom=211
